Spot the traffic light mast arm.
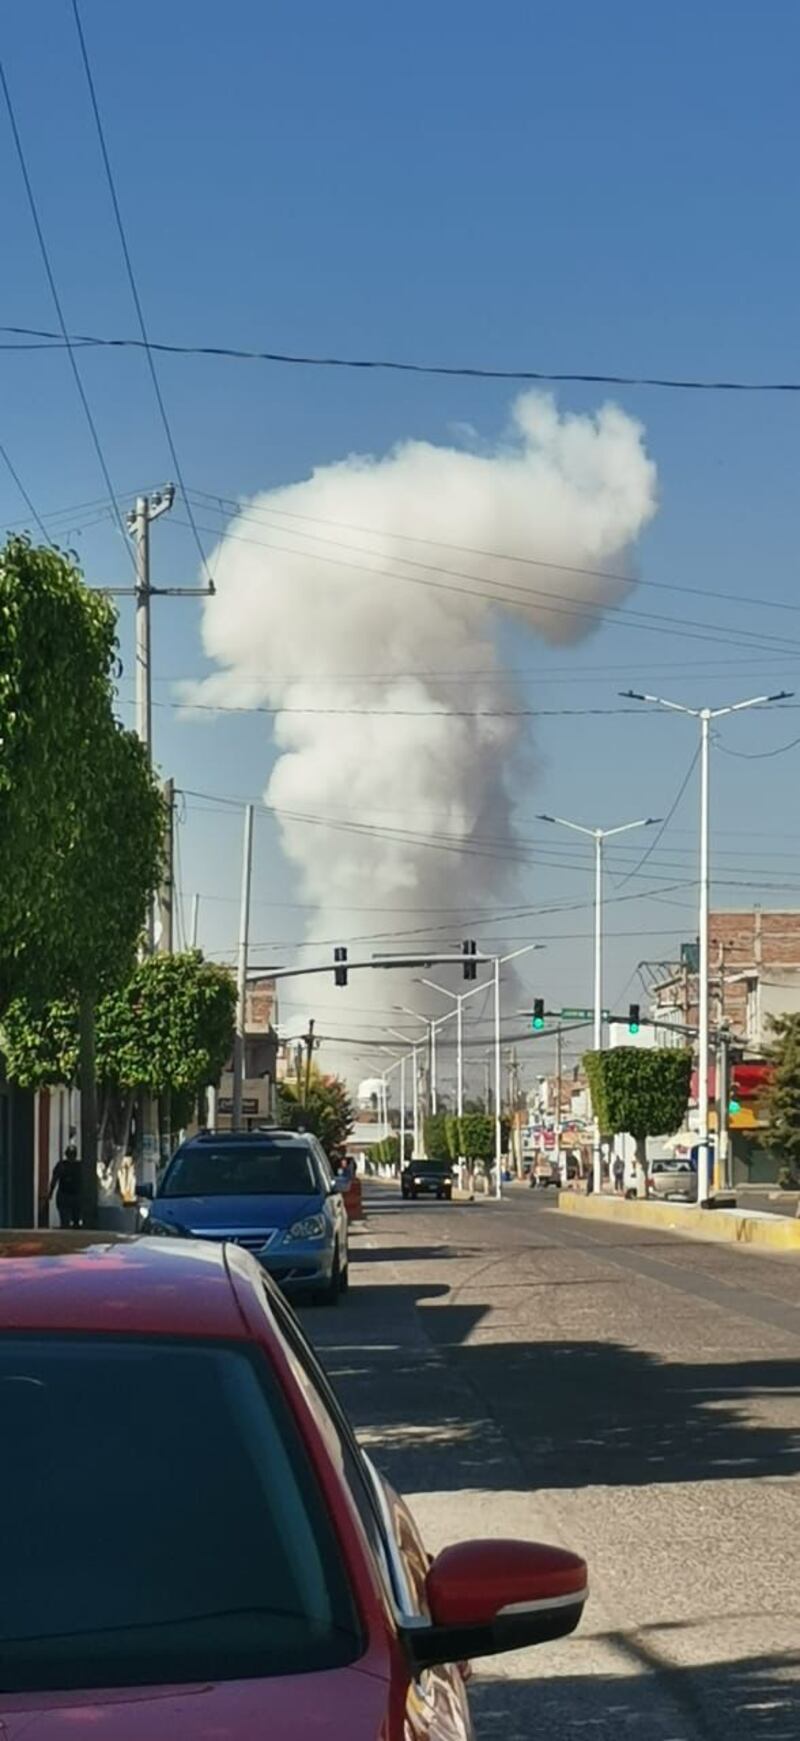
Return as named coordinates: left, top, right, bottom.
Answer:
left=247, top=952, right=491, bottom=982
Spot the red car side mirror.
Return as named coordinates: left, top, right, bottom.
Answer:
left=405, top=1539, right=588, bottom=1671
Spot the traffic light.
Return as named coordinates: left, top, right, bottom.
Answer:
left=463, top=939, right=477, bottom=981
left=628, top=1003, right=640, bottom=1034
left=334, top=946, right=348, bottom=987
left=532, top=998, right=545, bottom=1030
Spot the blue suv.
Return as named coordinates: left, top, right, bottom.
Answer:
left=143, top=1128, right=350, bottom=1304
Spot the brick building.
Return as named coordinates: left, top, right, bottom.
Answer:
left=653, top=910, right=800, bottom=1043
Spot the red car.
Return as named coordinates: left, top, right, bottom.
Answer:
left=0, top=1233, right=588, bottom=1739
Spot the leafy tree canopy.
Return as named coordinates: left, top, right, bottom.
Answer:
left=423, top=1112, right=451, bottom=1161
left=277, top=1071, right=354, bottom=1164
left=1, top=953, right=236, bottom=1095
left=0, top=537, right=162, bottom=1006
left=583, top=1047, right=691, bottom=1144
left=763, top=1013, right=800, bottom=1169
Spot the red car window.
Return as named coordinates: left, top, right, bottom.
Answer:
left=0, top=1332, right=362, bottom=1693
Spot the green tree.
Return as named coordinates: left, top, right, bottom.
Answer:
left=2, top=952, right=236, bottom=1162
left=0, top=537, right=118, bottom=1007
left=0, top=540, right=164, bottom=1216
left=763, top=1014, right=800, bottom=1176
left=458, top=1112, right=495, bottom=1166
left=423, top=1112, right=450, bottom=1161
left=583, top=1047, right=691, bottom=1196
left=277, top=1071, right=354, bottom=1164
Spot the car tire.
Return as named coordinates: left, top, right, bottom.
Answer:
left=316, top=1246, right=341, bottom=1306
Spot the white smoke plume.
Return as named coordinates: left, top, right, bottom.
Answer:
left=191, top=393, right=656, bottom=1062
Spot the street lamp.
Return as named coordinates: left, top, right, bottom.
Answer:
left=385, top=1027, right=419, bottom=1159
left=622, top=687, right=792, bottom=1203
left=406, top=943, right=544, bottom=1197
left=536, top=812, right=660, bottom=1193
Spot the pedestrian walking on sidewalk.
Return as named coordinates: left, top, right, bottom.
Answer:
left=612, top=1154, right=625, bottom=1194
left=49, top=1143, right=82, bottom=1229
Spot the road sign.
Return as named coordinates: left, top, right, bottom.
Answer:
left=559, top=1007, right=610, bottom=1021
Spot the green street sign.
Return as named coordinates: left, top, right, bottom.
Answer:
left=559, top=1007, right=610, bottom=1021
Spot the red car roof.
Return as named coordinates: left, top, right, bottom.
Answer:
left=0, top=1233, right=250, bottom=1338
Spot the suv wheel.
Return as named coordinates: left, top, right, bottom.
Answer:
left=316, top=1246, right=341, bottom=1306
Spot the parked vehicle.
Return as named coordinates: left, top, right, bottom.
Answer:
left=140, top=1128, right=349, bottom=1304
left=0, top=1233, right=588, bottom=1736
left=401, top=1159, right=453, bottom=1200
left=647, top=1158, right=696, bottom=1201
left=529, top=1153, right=559, bottom=1187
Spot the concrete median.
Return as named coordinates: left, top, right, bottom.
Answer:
left=558, top=1188, right=800, bottom=1251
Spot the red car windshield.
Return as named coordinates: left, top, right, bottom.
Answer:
left=0, top=1334, right=362, bottom=1692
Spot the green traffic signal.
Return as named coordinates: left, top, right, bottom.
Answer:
left=628, top=1002, right=640, bottom=1034
left=532, top=998, right=545, bottom=1030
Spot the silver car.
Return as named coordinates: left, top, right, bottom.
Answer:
left=647, top=1158, right=696, bottom=1201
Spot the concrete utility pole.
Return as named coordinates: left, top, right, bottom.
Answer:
left=623, top=687, right=792, bottom=1204
left=303, top=1018, right=316, bottom=1106
left=555, top=1024, right=563, bottom=1180
left=125, top=488, right=175, bottom=759
left=232, top=803, right=254, bottom=1131
left=190, top=892, right=200, bottom=949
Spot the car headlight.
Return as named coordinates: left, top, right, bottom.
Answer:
left=137, top=1202, right=151, bottom=1221
left=284, top=1214, right=327, bottom=1242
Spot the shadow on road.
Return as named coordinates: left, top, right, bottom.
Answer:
left=313, top=1278, right=800, bottom=1493
left=471, top=1645, right=800, bottom=1741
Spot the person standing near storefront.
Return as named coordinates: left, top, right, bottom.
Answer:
left=49, top=1142, right=82, bottom=1229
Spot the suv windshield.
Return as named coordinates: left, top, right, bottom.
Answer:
left=0, top=1334, right=361, bottom=1692
left=161, top=1142, right=318, bottom=1198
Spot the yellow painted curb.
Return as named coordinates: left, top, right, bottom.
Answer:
left=557, top=1190, right=800, bottom=1252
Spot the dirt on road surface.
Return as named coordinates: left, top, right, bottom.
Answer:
left=303, top=1184, right=800, bottom=1741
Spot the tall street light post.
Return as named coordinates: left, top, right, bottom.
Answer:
left=537, top=812, right=660, bottom=1192
left=622, top=688, right=792, bottom=1204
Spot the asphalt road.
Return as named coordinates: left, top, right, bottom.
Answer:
left=302, top=1184, right=800, bottom=1741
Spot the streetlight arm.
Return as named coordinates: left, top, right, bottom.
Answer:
left=603, top=817, right=661, bottom=838
left=621, top=690, right=697, bottom=715
left=417, top=977, right=458, bottom=1002
left=711, top=690, right=793, bottom=718
left=536, top=814, right=594, bottom=838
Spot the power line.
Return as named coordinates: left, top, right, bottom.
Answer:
left=0, top=439, right=52, bottom=543
left=715, top=734, right=800, bottom=760
left=5, top=321, right=800, bottom=393
left=0, top=60, right=134, bottom=571
left=613, top=744, right=701, bottom=893
left=169, top=515, right=800, bottom=658
left=188, top=489, right=800, bottom=622
left=70, top=0, right=212, bottom=591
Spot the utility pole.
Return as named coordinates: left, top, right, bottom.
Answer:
left=232, top=803, right=254, bottom=1131
left=191, top=892, right=200, bottom=949
left=716, top=1025, right=731, bottom=1192
left=555, top=1025, right=563, bottom=1182
left=126, top=487, right=175, bottom=763
left=157, top=777, right=174, bottom=953
left=494, top=955, right=502, bottom=1198
left=303, top=1018, right=316, bottom=1106
left=399, top=1053, right=406, bottom=1166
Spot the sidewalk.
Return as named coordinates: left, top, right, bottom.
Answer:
left=559, top=1189, right=800, bottom=1252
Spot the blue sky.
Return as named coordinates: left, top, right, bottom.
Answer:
left=3, top=1, right=800, bottom=1083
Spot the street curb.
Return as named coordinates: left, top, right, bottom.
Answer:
left=557, top=1190, right=800, bottom=1252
